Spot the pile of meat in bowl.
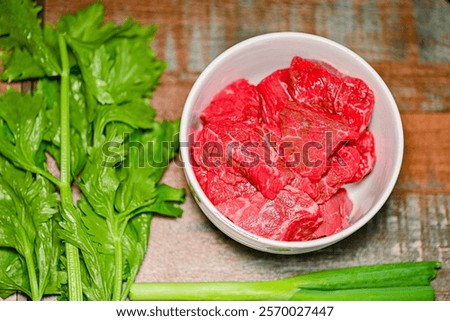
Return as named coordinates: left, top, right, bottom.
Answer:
left=190, top=56, right=376, bottom=242
left=181, top=32, right=403, bottom=254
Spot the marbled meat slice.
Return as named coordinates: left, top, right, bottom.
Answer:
left=217, top=187, right=322, bottom=241
left=257, top=68, right=292, bottom=124
left=200, top=79, right=262, bottom=125
left=197, top=121, right=293, bottom=199
left=348, top=129, right=376, bottom=183
left=278, top=101, right=359, bottom=180
left=191, top=126, right=256, bottom=205
left=314, top=144, right=361, bottom=204
left=275, top=186, right=323, bottom=241
left=314, top=188, right=353, bottom=238
left=288, top=56, right=374, bottom=134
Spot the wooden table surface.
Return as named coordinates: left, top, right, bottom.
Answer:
left=2, top=0, right=449, bottom=301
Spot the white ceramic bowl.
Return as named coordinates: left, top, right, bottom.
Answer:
left=180, top=32, right=403, bottom=254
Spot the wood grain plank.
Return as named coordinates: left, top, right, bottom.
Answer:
left=412, top=0, right=450, bottom=62
left=43, top=0, right=450, bottom=113
left=372, top=62, right=450, bottom=112
left=397, top=113, right=450, bottom=193
left=43, top=0, right=450, bottom=63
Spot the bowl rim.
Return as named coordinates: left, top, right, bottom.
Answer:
left=179, top=32, right=404, bottom=251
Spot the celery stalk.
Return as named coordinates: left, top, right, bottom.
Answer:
left=58, top=34, right=83, bottom=301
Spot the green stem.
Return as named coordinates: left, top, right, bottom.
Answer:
left=120, top=272, right=137, bottom=301
left=129, top=262, right=441, bottom=301
left=129, top=281, right=293, bottom=301
left=33, top=166, right=61, bottom=187
left=112, top=237, right=123, bottom=301
left=129, top=282, right=436, bottom=302
left=58, top=33, right=83, bottom=301
left=112, top=220, right=124, bottom=301
left=23, top=248, right=40, bottom=301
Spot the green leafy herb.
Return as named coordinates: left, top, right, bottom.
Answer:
left=0, top=90, right=58, bottom=185
left=0, top=248, right=30, bottom=299
left=0, top=0, right=60, bottom=79
left=0, top=0, right=184, bottom=301
left=0, top=157, right=63, bottom=300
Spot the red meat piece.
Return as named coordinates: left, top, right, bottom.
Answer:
left=257, top=68, right=292, bottom=124
left=278, top=101, right=359, bottom=180
left=311, top=131, right=375, bottom=203
left=194, top=121, right=293, bottom=200
left=348, top=129, right=376, bottom=183
left=217, top=187, right=322, bottom=241
left=193, top=166, right=256, bottom=205
left=314, top=189, right=353, bottom=238
left=191, top=127, right=256, bottom=205
left=200, top=79, right=262, bottom=125
left=288, top=56, right=374, bottom=133
left=276, top=186, right=323, bottom=241
left=314, top=144, right=361, bottom=204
